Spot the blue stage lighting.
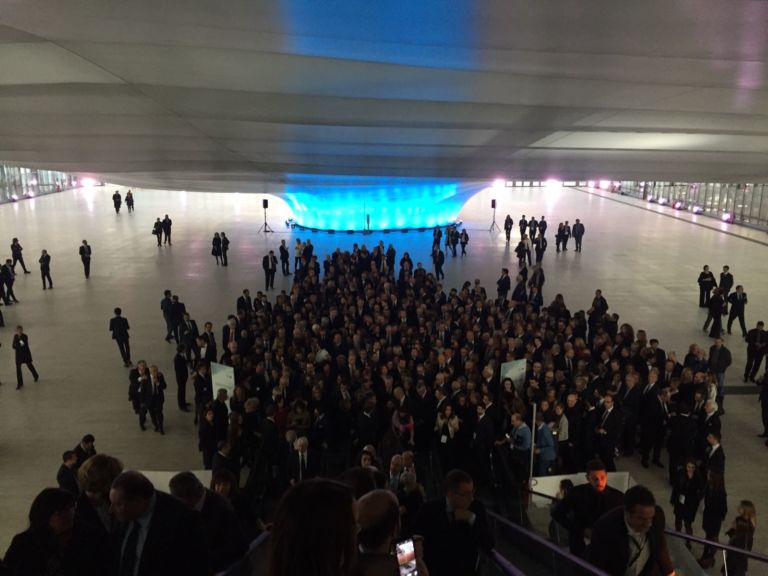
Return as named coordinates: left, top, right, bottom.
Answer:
left=284, top=175, right=485, bottom=232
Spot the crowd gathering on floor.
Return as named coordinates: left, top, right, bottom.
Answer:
left=1, top=206, right=765, bottom=576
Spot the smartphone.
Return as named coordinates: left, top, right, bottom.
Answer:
left=395, top=538, right=418, bottom=576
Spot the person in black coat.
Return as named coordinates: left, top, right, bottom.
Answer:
left=128, top=361, right=152, bottom=431
left=108, top=307, right=132, bottom=367
left=3, top=488, right=78, bottom=576
left=595, top=395, right=622, bottom=471
left=638, top=388, right=670, bottom=468
left=56, top=451, right=81, bottom=496
left=666, top=402, right=697, bottom=484
left=110, top=471, right=207, bottom=576
left=432, top=246, right=445, bottom=280
left=572, top=219, right=585, bottom=252
left=726, top=285, right=748, bottom=337
left=173, top=346, right=191, bottom=411
left=211, top=232, right=222, bottom=265
left=191, top=362, right=212, bottom=425
left=704, top=289, right=725, bottom=338
left=198, top=408, right=218, bottom=469
left=588, top=485, right=675, bottom=576
left=125, top=190, right=134, bottom=212
left=112, top=190, right=122, bottom=213
left=285, top=436, right=319, bottom=485
left=719, top=265, right=734, bottom=314
left=744, top=321, right=766, bottom=383
left=220, top=232, right=229, bottom=266
left=413, top=469, right=494, bottom=576
left=262, top=250, right=277, bottom=290
left=496, top=268, right=511, bottom=300
left=279, top=239, right=291, bottom=275
left=670, top=459, right=704, bottom=543
left=551, top=459, right=624, bottom=556
left=148, top=365, right=167, bottom=434
left=10, top=237, right=30, bottom=273
left=169, top=471, right=247, bottom=574
left=12, top=325, right=39, bottom=389
left=78, top=240, right=92, bottom=278
left=39, top=249, right=52, bottom=289
left=168, top=295, right=186, bottom=344
left=698, top=265, right=717, bottom=308
left=699, top=471, right=728, bottom=567
left=152, top=218, right=163, bottom=246
left=161, top=214, right=173, bottom=245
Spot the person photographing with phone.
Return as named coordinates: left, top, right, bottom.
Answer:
left=353, top=489, right=429, bottom=576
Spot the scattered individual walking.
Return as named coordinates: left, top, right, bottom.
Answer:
left=162, top=214, right=173, bottom=245
left=10, top=238, right=30, bottom=273
left=153, top=218, right=163, bottom=246
left=12, top=325, right=39, bottom=389
left=109, top=307, right=132, bottom=367
left=220, top=232, right=229, bottom=266
left=125, top=190, right=134, bottom=212
left=211, top=233, right=222, bottom=265
left=112, top=190, right=122, bottom=213
left=79, top=240, right=92, bottom=278
left=39, top=249, right=52, bottom=289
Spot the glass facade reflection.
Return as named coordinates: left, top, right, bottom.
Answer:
left=614, top=181, right=768, bottom=228
left=0, top=164, right=77, bottom=204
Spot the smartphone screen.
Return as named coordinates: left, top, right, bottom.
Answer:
left=395, top=538, right=418, bottom=576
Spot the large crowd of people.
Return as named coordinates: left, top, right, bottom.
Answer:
left=1, top=206, right=765, bottom=575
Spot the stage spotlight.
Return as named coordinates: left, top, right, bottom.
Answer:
left=722, top=213, right=732, bottom=222
left=647, top=197, right=657, bottom=204
left=692, top=206, right=704, bottom=214
left=30, top=178, right=38, bottom=186
left=81, top=177, right=96, bottom=187
left=545, top=179, right=562, bottom=188
left=492, top=178, right=505, bottom=189
left=673, top=201, right=685, bottom=210
left=10, top=194, right=19, bottom=201
left=657, top=197, right=668, bottom=205
left=598, top=180, right=611, bottom=190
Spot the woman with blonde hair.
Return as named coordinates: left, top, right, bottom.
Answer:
left=724, top=500, right=756, bottom=576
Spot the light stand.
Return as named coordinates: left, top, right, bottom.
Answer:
left=489, top=200, right=501, bottom=232
left=257, top=207, right=273, bottom=234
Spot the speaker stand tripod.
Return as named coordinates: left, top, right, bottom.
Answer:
left=489, top=207, right=501, bottom=232
left=257, top=208, right=273, bottom=233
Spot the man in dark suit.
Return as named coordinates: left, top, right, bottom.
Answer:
left=57, top=450, right=80, bottom=496
left=79, top=240, right=92, bottom=278
left=73, top=434, right=97, bottom=473
left=279, top=239, right=291, bottom=275
left=572, top=218, right=585, bottom=252
left=262, top=250, right=277, bottom=290
left=588, top=485, right=675, bottom=576
left=168, top=471, right=247, bottom=574
left=236, top=289, right=253, bottom=320
left=161, top=214, right=173, bottom=245
left=551, top=459, right=625, bottom=556
left=39, top=249, right=53, bottom=289
left=109, top=471, right=206, bottom=576
left=719, top=265, right=734, bottom=314
left=726, top=285, right=748, bottom=337
left=618, top=373, right=640, bottom=456
left=0, top=259, right=18, bottom=303
left=638, top=388, right=670, bottom=468
left=432, top=246, right=445, bottom=280
left=496, top=268, right=511, bottom=300
left=696, top=400, right=721, bottom=459
left=12, top=325, right=39, bottom=389
left=744, top=321, right=766, bottom=383
left=190, top=362, right=212, bottom=425
left=109, top=307, right=132, bottom=367
left=148, top=365, right=167, bottom=434
left=129, top=361, right=152, bottom=430
left=595, top=395, right=622, bottom=471
left=169, top=295, right=186, bottom=344
left=703, top=431, right=725, bottom=476
left=697, top=265, right=717, bottom=308
left=414, top=469, right=494, bottom=576
left=178, top=312, right=199, bottom=364
left=286, top=436, right=318, bottom=485
left=708, top=337, right=732, bottom=410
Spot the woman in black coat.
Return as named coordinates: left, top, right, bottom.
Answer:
left=670, top=459, right=704, bottom=546
left=211, top=232, right=223, bottom=265
left=699, top=471, right=728, bottom=568
left=12, top=325, right=39, bottom=389
left=3, top=488, right=77, bottom=576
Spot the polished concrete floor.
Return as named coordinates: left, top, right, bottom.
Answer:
left=0, top=184, right=766, bottom=570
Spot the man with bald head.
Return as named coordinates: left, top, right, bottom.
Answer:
left=354, top=489, right=430, bottom=576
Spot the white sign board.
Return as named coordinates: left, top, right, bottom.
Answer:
left=210, top=362, right=235, bottom=405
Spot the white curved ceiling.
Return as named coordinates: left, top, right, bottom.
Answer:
left=2, top=0, right=768, bottom=190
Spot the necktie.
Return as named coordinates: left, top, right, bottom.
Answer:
left=601, top=410, right=609, bottom=426
left=120, top=522, right=140, bottom=576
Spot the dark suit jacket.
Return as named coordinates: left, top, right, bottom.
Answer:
left=12, top=333, right=32, bottom=363
left=112, top=492, right=207, bottom=576
left=588, top=505, right=674, bottom=576
left=109, top=316, right=130, bottom=341
left=705, top=444, right=726, bottom=475
left=199, top=489, right=247, bottom=573
left=57, top=464, right=80, bottom=496
left=179, top=319, right=199, bottom=346
left=551, top=484, right=624, bottom=555
left=413, top=498, right=494, bottom=576
left=285, top=450, right=319, bottom=484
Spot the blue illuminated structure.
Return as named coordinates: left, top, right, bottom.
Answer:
left=283, top=175, right=486, bottom=231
